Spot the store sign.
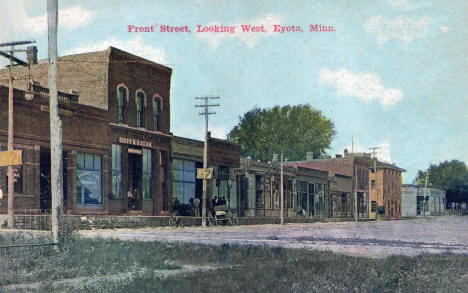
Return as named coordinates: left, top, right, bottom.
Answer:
left=128, top=148, right=142, bottom=154
left=197, top=168, right=213, bottom=179
left=119, top=137, right=152, bottom=148
left=0, top=150, right=22, bottom=167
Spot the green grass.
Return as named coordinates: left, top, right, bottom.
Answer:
left=0, top=232, right=467, bottom=292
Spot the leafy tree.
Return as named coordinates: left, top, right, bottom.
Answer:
left=414, top=160, right=468, bottom=204
left=227, top=104, right=336, bottom=162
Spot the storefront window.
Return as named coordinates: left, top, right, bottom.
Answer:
left=308, top=183, right=315, bottom=215
left=4, top=167, right=23, bottom=194
left=297, top=181, right=307, bottom=211
left=142, top=148, right=152, bottom=198
left=76, top=152, right=102, bottom=205
left=111, top=145, right=122, bottom=199
left=315, top=183, right=324, bottom=215
left=172, top=159, right=195, bottom=203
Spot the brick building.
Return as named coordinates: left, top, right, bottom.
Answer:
left=369, top=161, right=406, bottom=219
left=0, top=47, right=173, bottom=215
left=234, top=159, right=329, bottom=218
left=289, top=153, right=372, bottom=219
left=171, top=135, right=241, bottom=215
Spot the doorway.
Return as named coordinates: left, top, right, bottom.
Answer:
left=40, top=149, right=68, bottom=211
left=128, top=152, right=142, bottom=210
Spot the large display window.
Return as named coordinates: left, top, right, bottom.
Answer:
left=172, top=159, right=195, bottom=203
left=76, top=152, right=102, bottom=205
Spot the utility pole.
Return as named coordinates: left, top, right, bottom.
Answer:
left=351, top=137, right=357, bottom=222
left=48, top=0, right=63, bottom=243
left=369, top=147, right=381, bottom=173
left=280, top=151, right=284, bottom=225
left=0, top=40, right=35, bottom=228
left=368, top=147, right=381, bottom=218
left=195, top=96, right=219, bottom=227
left=7, top=58, right=13, bottom=228
left=423, top=173, right=429, bottom=216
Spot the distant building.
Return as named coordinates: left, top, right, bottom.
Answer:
left=368, top=161, right=406, bottom=219
left=287, top=155, right=372, bottom=219
left=401, top=184, right=446, bottom=217
left=233, top=159, right=329, bottom=218
left=327, top=173, right=353, bottom=219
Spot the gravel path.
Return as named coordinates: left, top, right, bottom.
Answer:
left=79, top=216, right=468, bottom=258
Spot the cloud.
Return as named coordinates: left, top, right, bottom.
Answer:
left=65, top=35, right=167, bottom=64
left=319, top=68, right=403, bottom=106
left=344, top=139, right=392, bottom=163
left=210, top=126, right=228, bottom=139
left=364, top=16, right=432, bottom=42
left=440, top=26, right=449, bottom=33
left=376, top=140, right=392, bottom=163
left=388, top=0, right=415, bottom=11
left=1, top=3, right=96, bottom=37
left=196, top=14, right=282, bottom=47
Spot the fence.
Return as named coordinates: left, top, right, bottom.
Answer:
left=13, top=209, right=51, bottom=231
left=445, top=208, right=468, bottom=216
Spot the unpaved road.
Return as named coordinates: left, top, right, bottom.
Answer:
left=80, top=216, right=468, bottom=258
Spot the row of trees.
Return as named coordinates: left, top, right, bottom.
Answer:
left=415, top=160, right=468, bottom=204
left=227, top=104, right=467, bottom=206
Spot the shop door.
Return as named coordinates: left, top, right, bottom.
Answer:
left=128, top=152, right=143, bottom=210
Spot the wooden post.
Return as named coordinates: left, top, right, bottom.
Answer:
left=280, top=151, right=284, bottom=225
left=48, top=0, right=63, bottom=243
left=201, top=114, right=208, bottom=227
left=7, top=60, right=14, bottom=228
left=195, top=97, right=219, bottom=227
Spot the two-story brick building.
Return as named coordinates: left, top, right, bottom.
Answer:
left=0, top=47, right=173, bottom=215
left=368, top=161, right=406, bottom=219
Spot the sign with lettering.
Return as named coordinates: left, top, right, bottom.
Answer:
left=197, top=168, right=213, bottom=179
left=128, top=148, right=142, bottom=154
left=0, top=150, right=22, bottom=167
left=119, top=137, right=152, bottom=148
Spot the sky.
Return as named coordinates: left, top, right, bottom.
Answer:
left=1, top=0, right=467, bottom=182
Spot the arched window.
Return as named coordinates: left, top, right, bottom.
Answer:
left=136, top=92, right=145, bottom=127
left=153, top=97, right=160, bottom=131
left=117, top=87, right=127, bottom=123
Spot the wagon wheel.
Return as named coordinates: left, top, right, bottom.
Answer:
left=177, top=217, right=184, bottom=228
left=230, top=211, right=239, bottom=225
left=207, top=214, right=215, bottom=226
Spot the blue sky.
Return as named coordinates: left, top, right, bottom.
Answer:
left=1, top=0, right=467, bottom=182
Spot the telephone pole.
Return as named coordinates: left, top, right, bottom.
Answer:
left=280, top=151, right=284, bottom=225
left=423, top=173, right=429, bottom=216
left=368, top=146, right=381, bottom=218
left=195, top=96, right=219, bottom=227
left=0, top=40, right=36, bottom=228
left=48, top=0, right=63, bottom=243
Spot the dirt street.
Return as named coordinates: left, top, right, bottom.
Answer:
left=79, top=216, right=468, bottom=258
